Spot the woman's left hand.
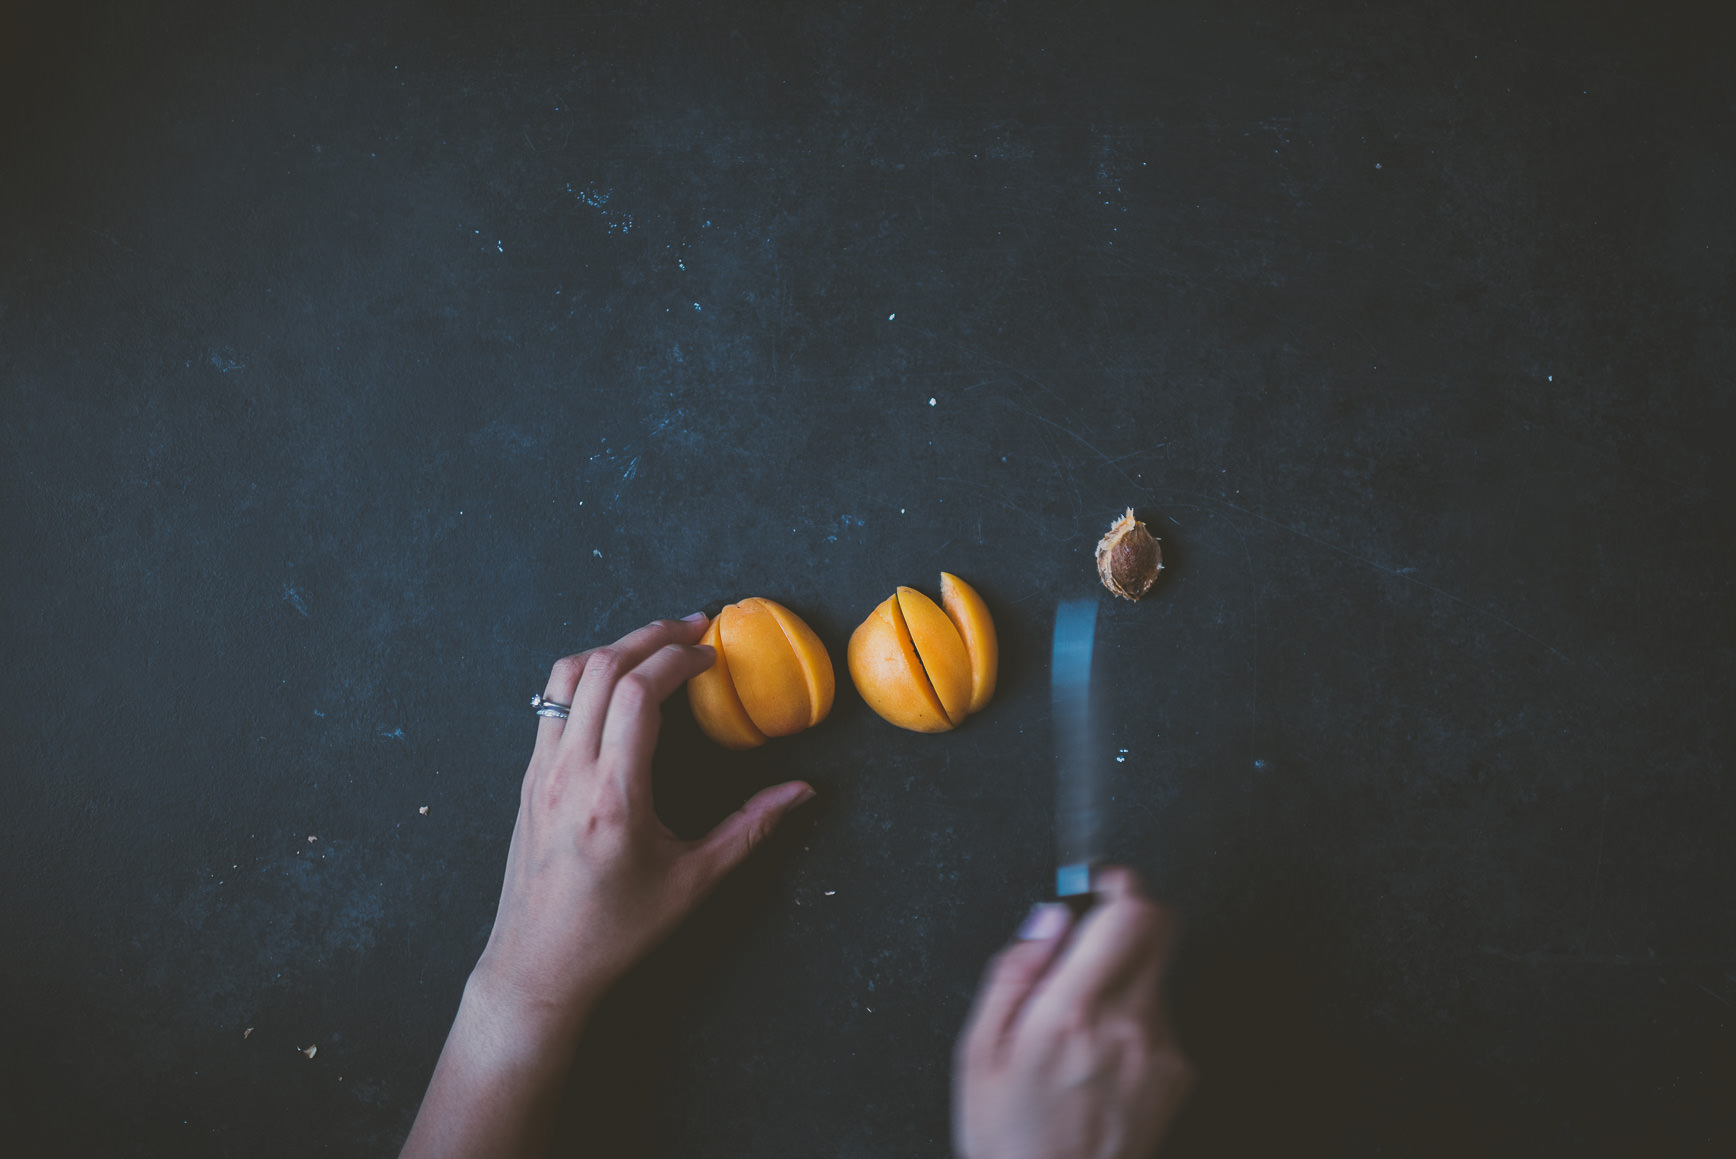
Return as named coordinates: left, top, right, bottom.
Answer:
left=476, top=611, right=816, bottom=1034
left=402, top=612, right=814, bottom=1159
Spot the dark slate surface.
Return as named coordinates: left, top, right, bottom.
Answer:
left=3, top=1, right=1733, bottom=1155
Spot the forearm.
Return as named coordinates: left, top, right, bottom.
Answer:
left=400, top=970, right=596, bottom=1159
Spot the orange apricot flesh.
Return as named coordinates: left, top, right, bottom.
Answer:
left=896, top=587, right=972, bottom=725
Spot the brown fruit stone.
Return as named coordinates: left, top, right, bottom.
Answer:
left=1095, top=508, right=1163, bottom=600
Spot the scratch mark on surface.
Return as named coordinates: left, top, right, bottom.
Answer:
left=1478, top=946, right=1631, bottom=966
left=591, top=592, right=634, bottom=635
left=380, top=727, right=406, bottom=741
left=1594, top=792, right=1610, bottom=891
left=1175, top=492, right=1573, bottom=664
left=1698, top=984, right=1733, bottom=1009
left=1021, top=406, right=1144, bottom=494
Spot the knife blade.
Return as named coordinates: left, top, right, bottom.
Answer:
left=1052, top=598, right=1100, bottom=898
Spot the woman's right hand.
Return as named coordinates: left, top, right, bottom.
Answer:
left=953, top=868, right=1194, bottom=1159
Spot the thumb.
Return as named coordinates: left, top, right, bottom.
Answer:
left=690, top=780, right=816, bottom=883
left=958, top=903, right=1074, bottom=1069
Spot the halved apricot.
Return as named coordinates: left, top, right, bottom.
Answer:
left=848, top=574, right=998, bottom=732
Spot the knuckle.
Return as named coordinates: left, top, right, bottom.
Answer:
left=586, top=647, right=621, bottom=682
left=550, top=654, right=586, bottom=684
left=613, top=672, right=653, bottom=711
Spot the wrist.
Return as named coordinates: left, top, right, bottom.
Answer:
left=462, top=956, right=600, bottom=1057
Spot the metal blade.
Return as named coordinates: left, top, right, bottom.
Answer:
left=1052, top=598, right=1100, bottom=897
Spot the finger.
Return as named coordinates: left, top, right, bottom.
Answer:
left=596, top=642, right=717, bottom=794
left=565, top=614, right=709, bottom=759
left=958, top=903, right=1075, bottom=1069
left=536, top=651, right=593, bottom=750
left=687, top=780, right=816, bottom=885
left=1024, top=866, right=1174, bottom=1024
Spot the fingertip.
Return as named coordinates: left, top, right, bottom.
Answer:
left=771, top=779, right=817, bottom=810
left=1017, top=902, right=1073, bottom=943
left=1093, top=864, right=1147, bottom=901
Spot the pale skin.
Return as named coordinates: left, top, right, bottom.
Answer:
left=402, top=613, right=1192, bottom=1159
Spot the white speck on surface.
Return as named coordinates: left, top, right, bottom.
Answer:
left=888, top=313, right=896, bottom=320
left=301, top=1045, right=317, bottom=1059
left=496, top=240, right=503, bottom=252
left=1254, top=759, right=1269, bottom=769
left=1375, top=162, right=1382, bottom=169
left=243, top=1027, right=254, bottom=1039
left=927, top=397, right=936, bottom=406
left=418, top=806, right=429, bottom=816
left=281, top=584, right=310, bottom=617
left=307, top=835, right=317, bottom=844
left=825, top=890, right=836, bottom=896
left=899, top=508, right=905, bottom=514
left=1116, top=755, right=1126, bottom=763
left=692, top=302, right=701, bottom=311
left=592, top=549, right=603, bottom=558
left=1548, top=375, right=1553, bottom=381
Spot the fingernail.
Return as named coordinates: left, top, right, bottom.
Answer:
left=794, top=784, right=818, bottom=806
left=681, top=611, right=707, bottom=623
left=1017, top=902, right=1070, bottom=942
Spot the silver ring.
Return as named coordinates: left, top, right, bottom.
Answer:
left=530, top=693, right=571, bottom=720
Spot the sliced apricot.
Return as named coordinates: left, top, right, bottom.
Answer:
left=940, top=572, right=998, bottom=714
left=847, top=593, right=953, bottom=733
left=687, top=598, right=834, bottom=749
left=896, top=586, right=972, bottom=725
left=686, top=617, right=769, bottom=750
left=849, top=574, right=998, bottom=733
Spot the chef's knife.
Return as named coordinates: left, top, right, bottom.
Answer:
left=1052, top=598, right=1100, bottom=899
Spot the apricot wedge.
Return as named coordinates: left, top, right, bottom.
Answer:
left=686, top=617, right=768, bottom=750
left=940, top=572, right=998, bottom=714
left=896, top=587, right=972, bottom=725
left=687, top=598, right=834, bottom=749
left=848, top=574, right=998, bottom=732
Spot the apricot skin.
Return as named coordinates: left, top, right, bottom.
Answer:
left=848, top=575, right=998, bottom=733
left=687, top=599, right=833, bottom=749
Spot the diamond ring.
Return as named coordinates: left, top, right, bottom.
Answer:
left=530, top=693, right=571, bottom=720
